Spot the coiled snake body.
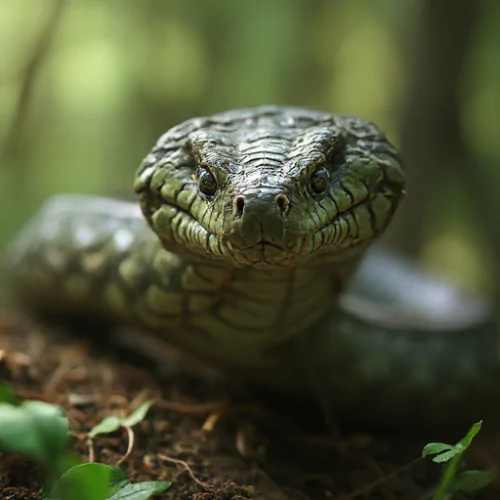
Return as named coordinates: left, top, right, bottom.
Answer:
left=6, top=106, right=500, bottom=429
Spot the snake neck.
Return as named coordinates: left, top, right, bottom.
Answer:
left=148, top=252, right=361, bottom=371
left=168, top=250, right=362, bottom=353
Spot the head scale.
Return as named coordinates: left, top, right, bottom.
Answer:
left=134, top=106, right=405, bottom=267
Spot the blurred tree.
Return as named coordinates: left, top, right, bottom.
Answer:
left=1, top=0, right=64, bottom=162
left=386, top=0, right=500, bottom=295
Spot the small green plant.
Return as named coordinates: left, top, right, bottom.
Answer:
left=46, top=463, right=171, bottom=500
left=0, top=385, right=78, bottom=487
left=0, top=384, right=171, bottom=500
left=88, top=401, right=152, bottom=438
left=422, top=421, right=494, bottom=500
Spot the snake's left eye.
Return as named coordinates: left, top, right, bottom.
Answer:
left=197, top=167, right=218, bottom=197
left=310, top=166, right=329, bottom=195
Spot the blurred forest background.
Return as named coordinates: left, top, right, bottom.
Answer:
left=1, top=0, right=499, bottom=304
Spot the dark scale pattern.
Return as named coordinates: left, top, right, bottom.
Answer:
left=6, top=106, right=500, bottom=430
left=134, top=106, right=405, bottom=267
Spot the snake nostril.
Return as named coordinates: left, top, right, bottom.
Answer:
left=275, top=193, right=290, bottom=214
left=234, top=195, right=245, bottom=215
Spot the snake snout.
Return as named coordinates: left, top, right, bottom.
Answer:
left=224, top=189, right=293, bottom=252
left=233, top=192, right=290, bottom=218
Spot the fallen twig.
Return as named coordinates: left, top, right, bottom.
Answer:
left=158, top=453, right=211, bottom=491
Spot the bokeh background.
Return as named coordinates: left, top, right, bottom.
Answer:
left=1, top=0, right=499, bottom=303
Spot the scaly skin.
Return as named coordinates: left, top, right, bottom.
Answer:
left=5, top=106, right=500, bottom=430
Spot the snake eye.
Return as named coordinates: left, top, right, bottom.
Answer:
left=197, top=167, right=218, bottom=196
left=310, top=166, right=329, bottom=195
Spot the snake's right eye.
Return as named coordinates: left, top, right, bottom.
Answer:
left=310, top=166, right=330, bottom=195
left=197, top=167, right=218, bottom=197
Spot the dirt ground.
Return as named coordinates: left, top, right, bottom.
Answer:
left=1, top=310, right=500, bottom=500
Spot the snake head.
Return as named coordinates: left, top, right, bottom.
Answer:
left=134, top=106, right=405, bottom=267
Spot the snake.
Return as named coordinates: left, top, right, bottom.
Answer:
left=5, top=106, right=500, bottom=431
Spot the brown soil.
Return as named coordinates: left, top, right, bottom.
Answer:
left=0, top=310, right=499, bottom=500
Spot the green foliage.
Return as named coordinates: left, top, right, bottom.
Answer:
left=0, top=384, right=170, bottom=500
left=89, top=401, right=152, bottom=438
left=107, top=480, right=172, bottom=500
left=0, top=382, right=17, bottom=404
left=0, top=395, right=74, bottom=479
left=46, top=463, right=171, bottom=500
left=422, top=421, right=494, bottom=499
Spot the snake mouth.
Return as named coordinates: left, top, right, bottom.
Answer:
left=149, top=195, right=383, bottom=267
left=225, top=239, right=296, bottom=265
left=236, top=239, right=289, bottom=252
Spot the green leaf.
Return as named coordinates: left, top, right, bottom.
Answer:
left=89, top=401, right=153, bottom=437
left=47, top=463, right=129, bottom=500
left=423, top=422, right=483, bottom=465
left=89, top=415, right=123, bottom=437
left=56, top=452, right=82, bottom=476
left=456, top=421, right=482, bottom=450
left=108, top=480, right=172, bottom=500
left=120, top=401, right=152, bottom=428
left=431, top=445, right=462, bottom=464
left=428, top=421, right=484, bottom=500
left=0, top=400, right=68, bottom=466
left=0, top=383, right=17, bottom=404
left=46, top=464, right=171, bottom=500
left=448, top=470, right=495, bottom=494
left=23, top=401, right=70, bottom=459
left=422, top=443, right=454, bottom=458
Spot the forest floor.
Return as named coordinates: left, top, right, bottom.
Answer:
left=1, top=310, right=500, bottom=500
